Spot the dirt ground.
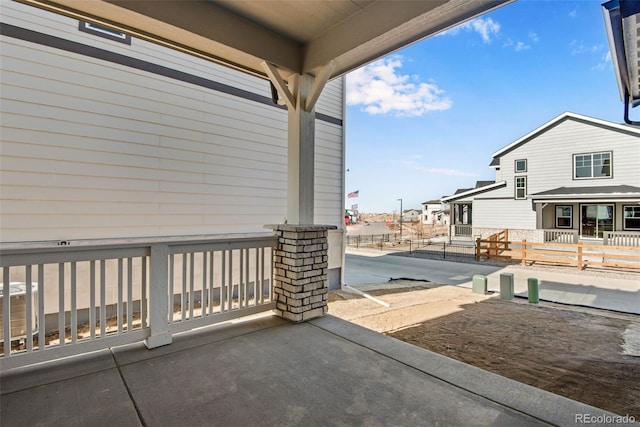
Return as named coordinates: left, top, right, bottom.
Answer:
left=328, top=280, right=640, bottom=418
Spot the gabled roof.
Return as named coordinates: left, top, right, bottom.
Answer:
left=441, top=181, right=506, bottom=202
left=489, top=112, right=640, bottom=167
left=421, top=200, right=442, bottom=205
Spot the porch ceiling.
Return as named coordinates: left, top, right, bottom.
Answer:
left=16, top=0, right=512, bottom=81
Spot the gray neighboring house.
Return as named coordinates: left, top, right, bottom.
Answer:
left=402, top=209, right=422, bottom=223
left=442, top=112, right=640, bottom=243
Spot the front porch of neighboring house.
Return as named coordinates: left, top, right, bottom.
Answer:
left=535, top=201, right=640, bottom=245
left=532, top=186, right=640, bottom=246
left=448, top=201, right=640, bottom=247
left=449, top=202, right=474, bottom=243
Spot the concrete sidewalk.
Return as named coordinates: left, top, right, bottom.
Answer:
left=0, top=314, right=625, bottom=426
left=344, top=248, right=640, bottom=314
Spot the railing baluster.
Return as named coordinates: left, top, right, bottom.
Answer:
left=181, top=253, right=187, bottom=321
left=220, top=251, right=226, bottom=313
left=141, top=256, right=147, bottom=329
left=38, top=265, right=45, bottom=350
left=71, top=262, right=77, bottom=344
left=127, top=258, right=133, bottom=333
left=100, top=260, right=106, bottom=338
left=58, top=263, right=65, bottom=346
left=117, top=259, right=123, bottom=335
left=245, top=249, right=250, bottom=307
left=3, top=268, right=10, bottom=356
left=209, top=251, right=214, bottom=315
left=169, top=254, right=174, bottom=324
left=90, top=261, right=96, bottom=340
left=25, top=265, right=33, bottom=352
left=239, top=249, right=244, bottom=309
left=201, top=251, right=207, bottom=318
left=228, top=250, right=233, bottom=311
left=255, top=248, right=260, bottom=306
left=189, top=252, right=195, bottom=319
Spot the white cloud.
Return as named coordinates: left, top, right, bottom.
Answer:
left=440, top=17, right=501, bottom=43
left=593, top=51, right=613, bottom=71
left=528, top=31, right=539, bottom=43
left=346, top=56, right=452, bottom=117
left=503, top=38, right=530, bottom=52
left=570, top=41, right=605, bottom=56
left=568, top=10, right=577, bottom=18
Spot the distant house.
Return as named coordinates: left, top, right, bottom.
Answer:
left=421, top=200, right=450, bottom=226
left=402, top=209, right=422, bottom=223
left=441, top=112, right=640, bottom=243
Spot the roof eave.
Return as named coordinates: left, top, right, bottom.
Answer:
left=441, top=181, right=506, bottom=202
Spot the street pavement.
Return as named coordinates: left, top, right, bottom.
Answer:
left=344, top=248, right=640, bottom=314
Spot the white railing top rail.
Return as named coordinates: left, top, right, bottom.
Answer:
left=0, top=233, right=277, bottom=267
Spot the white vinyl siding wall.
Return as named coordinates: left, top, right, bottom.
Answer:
left=0, top=2, right=344, bottom=242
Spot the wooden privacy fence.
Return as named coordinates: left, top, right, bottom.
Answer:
left=475, top=229, right=509, bottom=258
left=476, top=238, right=640, bottom=270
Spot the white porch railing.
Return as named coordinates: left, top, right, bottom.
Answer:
left=603, top=231, right=640, bottom=246
left=0, top=233, right=276, bottom=369
left=453, top=224, right=473, bottom=237
left=544, top=229, right=579, bottom=244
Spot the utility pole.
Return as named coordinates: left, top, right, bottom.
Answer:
left=397, top=198, right=403, bottom=241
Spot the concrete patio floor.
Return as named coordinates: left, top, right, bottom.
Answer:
left=1, top=314, right=621, bottom=426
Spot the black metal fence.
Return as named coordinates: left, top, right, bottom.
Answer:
left=345, top=234, right=476, bottom=260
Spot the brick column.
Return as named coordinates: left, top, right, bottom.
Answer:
left=271, top=224, right=337, bottom=322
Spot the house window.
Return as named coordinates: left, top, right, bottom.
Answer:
left=555, top=206, right=572, bottom=228
left=623, top=205, right=640, bottom=230
left=515, top=159, right=527, bottom=173
left=79, top=22, right=131, bottom=44
left=515, top=176, right=527, bottom=199
left=574, top=152, right=611, bottom=179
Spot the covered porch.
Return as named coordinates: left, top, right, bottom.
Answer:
left=533, top=185, right=640, bottom=245
left=1, top=313, right=617, bottom=426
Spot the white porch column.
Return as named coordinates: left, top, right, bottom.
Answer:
left=287, top=73, right=315, bottom=224
left=262, top=61, right=334, bottom=225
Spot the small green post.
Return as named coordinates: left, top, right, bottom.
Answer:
left=472, top=275, right=488, bottom=295
left=527, top=278, right=539, bottom=304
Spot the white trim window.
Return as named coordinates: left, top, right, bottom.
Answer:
left=623, top=205, right=640, bottom=230
left=515, top=176, right=527, bottom=199
left=555, top=205, right=572, bottom=228
left=574, top=152, right=611, bottom=179
left=515, top=159, right=527, bottom=173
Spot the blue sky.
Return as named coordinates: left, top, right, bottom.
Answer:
left=344, top=0, right=621, bottom=213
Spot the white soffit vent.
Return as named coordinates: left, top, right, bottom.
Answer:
left=622, top=9, right=640, bottom=105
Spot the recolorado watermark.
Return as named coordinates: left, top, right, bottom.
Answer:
left=575, top=414, right=636, bottom=424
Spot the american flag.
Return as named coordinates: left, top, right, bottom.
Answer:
left=347, top=190, right=359, bottom=198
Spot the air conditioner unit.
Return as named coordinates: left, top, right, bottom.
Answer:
left=0, top=282, right=38, bottom=344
